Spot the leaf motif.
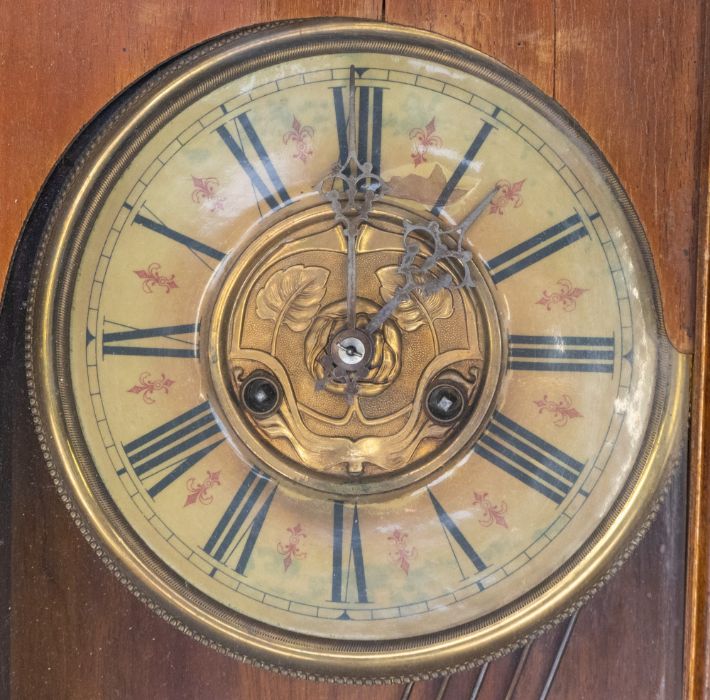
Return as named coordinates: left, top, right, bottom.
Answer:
left=376, top=266, right=454, bottom=331
left=256, top=265, right=329, bottom=333
left=425, top=117, right=436, bottom=136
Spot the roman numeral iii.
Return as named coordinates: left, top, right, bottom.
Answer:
left=508, top=335, right=615, bottom=373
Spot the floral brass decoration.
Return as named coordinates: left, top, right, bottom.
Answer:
left=377, top=265, right=454, bottom=332
left=255, top=265, right=330, bottom=338
left=305, top=301, right=402, bottom=397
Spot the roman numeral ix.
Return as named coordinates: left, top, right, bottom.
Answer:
left=122, top=401, right=224, bottom=498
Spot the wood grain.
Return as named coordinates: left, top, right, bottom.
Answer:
left=1, top=0, right=706, bottom=698
left=684, top=0, right=710, bottom=695
left=554, top=0, right=704, bottom=352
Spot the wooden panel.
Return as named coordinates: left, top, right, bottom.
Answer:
left=554, top=0, right=703, bottom=352
left=385, top=0, right=555, bottom=92
left=684, top=1, right=710, bottom=696
left=0, top=0, right=381, bottom=296
left=1, top=1, right=705, bottom=698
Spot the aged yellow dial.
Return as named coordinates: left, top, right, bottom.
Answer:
left=28, top=20, right=686, bottom=681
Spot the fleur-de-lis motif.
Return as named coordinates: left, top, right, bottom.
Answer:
left=191, top=176, right=225, bottom=211
left=133, top=263, right=177, bottom=293
left=277, top=524, right=307, bottom=571
left=127, top=372, right=175, bottom=404
left=489, top=179, right=525, bottom=215
left=534, top=394, right=583, bottom=427
left=409, top=117, right=443, bottom=167
left=283, top=116, right=315, bottom=164
left=388, top=528, right=416, bottom=575
left=536, top=279, right=589, bottom=312
left=472, top=491, right=508, bottom=528
left=184, top=470, right=221, bottom=507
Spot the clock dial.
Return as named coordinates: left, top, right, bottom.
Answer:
left=29, top=20, right=686, bottom=680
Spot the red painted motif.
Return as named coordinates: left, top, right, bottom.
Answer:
left=191, top=176, right=225, bottom=211
left=127, top=372, right=175, bottom=404
left=490, top=179, right=525, bottom=214
left=184, top=470, right=221, bottom=507
left=133, top=263, right=177, bottom=293
left=277, top=524, right=307, bottom=571
left=409, top=117, right=443, bottom=167
left=472, top=491, right=508, bottom=528
left=536, top=279, right=589, bottom=311
left=534, top=394, right=583, bottom=427
left=388, top=528, right=416, bottom=575
left=282, top=116, right=314, bottom=164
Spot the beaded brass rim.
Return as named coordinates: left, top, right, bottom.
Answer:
left=26, top=19, right=688, bottom=682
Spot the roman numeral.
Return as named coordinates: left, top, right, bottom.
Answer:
left=332, top=84, right=384, bottom=174
left=102, top=320, right=199, bottom=358
left=509, top=335, right=615, bottom=373
left=474, top=411, right=585, bottom=504
left=331, top=501, right=369, bottom=605
left=216, top=112, right=290, bottom=213
left=431, top=121, right=496, bottom=216
left=428, top=490, right=486, bottom=578
left=203, top=467, right=277, bottom=576
left=486, top=213, right=589, bottom=284
left=122, top=401, right=224, bottom=498
left=133, top=209, right=225, bottom=271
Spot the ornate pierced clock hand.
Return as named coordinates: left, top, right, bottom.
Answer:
left=366, top=185, right=499, bottom=334
left=317, top=65, right=385, bottom=399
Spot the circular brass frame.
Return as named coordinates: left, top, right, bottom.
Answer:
left=204, top=196, right=503, bottom=497
left=26, top=18, right=688, bottom=683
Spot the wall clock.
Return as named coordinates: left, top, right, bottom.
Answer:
left=26, top=18, right=688, bottom=682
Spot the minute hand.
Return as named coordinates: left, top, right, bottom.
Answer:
left=366, top=186, right=498, bottom=334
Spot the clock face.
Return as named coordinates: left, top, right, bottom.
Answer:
left=29, top=20, right=685, bottom=680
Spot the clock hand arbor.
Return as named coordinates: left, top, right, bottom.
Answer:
left=365, top=185, right=499, bottom=334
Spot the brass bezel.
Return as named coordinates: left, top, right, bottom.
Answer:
left=26, top=18, right=688, bottom=682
